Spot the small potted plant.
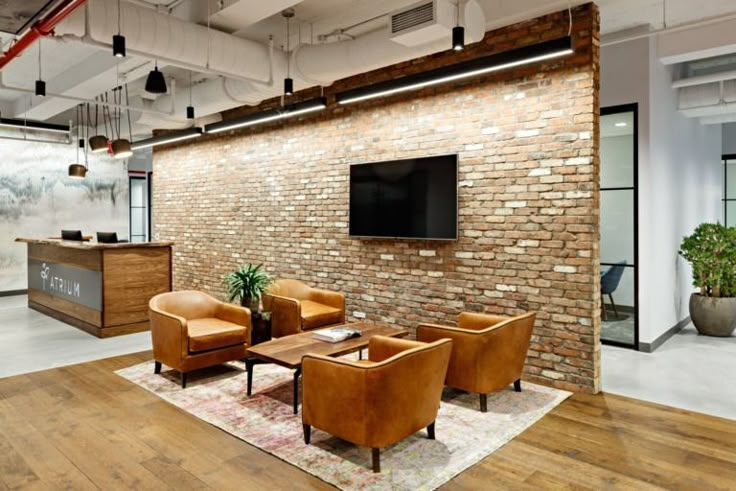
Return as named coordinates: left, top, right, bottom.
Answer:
left=224, top=263, right=272, bottom=313
left=679, top=222, right=736, bottom=337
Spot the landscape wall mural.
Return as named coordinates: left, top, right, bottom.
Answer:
left=0, top=138, right=129, bottom=292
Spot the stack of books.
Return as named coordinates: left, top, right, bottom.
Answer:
left=312, top=326, right=363, bottom=343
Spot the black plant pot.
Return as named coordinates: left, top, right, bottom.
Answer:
left=689, top=293, right=736, bottom=337
left=240, top=296, right=260, bottom=313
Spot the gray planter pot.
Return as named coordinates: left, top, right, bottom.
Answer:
left=689, top=293, right=736, bottom=337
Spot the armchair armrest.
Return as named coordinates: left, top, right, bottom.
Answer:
left=215, top=302, right=251, bottom=343
left=368, top=336, right=427, bottom=362
left=302, top=354, right=368, bottom=444
left=268, top=294, right=302, bottom=337
left=309, top=288, right=345, bottom=313
left=149, top=309, right=188, bottom=365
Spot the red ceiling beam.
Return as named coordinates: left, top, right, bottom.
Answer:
left=0, top=0, right=89, bottom=71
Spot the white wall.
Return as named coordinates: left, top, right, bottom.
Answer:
left=645, top=39, right=722, bottom=344
left=601, top=37, right=723, bottom=345
left=724, top=123, right=736, bottom=155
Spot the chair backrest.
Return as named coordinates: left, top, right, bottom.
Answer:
left=365, top=338, right=452, bottom=448
left=96, top=232, right=118, bottom=244
left=61, top=229, right=83, bottom=241
left=478, top=312, right=537, bottom=392
left=269, top=279, right=312, bottom=300
left=149, top=290, right=218, bottom=320
left=601, top=261, right=627, bottom=294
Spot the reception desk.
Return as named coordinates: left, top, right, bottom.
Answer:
left=15, top=238, right=173, bottom=338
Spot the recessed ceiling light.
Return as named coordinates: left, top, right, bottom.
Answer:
left=615, top=122, right=627, bottom=127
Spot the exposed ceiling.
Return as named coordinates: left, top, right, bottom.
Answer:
left=1, top=0, right=736, bottom=138
left=0, top=0, right=54, bottom=34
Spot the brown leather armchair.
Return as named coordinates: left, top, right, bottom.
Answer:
left=261, top=279, right=345, bottom=338
left=301, top=336, right=452, bottom=473
left=416, top=312, right=536, bottom=412
left=149, top=291, right=251, bottom=388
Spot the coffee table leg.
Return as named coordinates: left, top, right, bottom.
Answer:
left=246, top=359, right=254, bottom=397
left=293, top=367, right=302, bottom=415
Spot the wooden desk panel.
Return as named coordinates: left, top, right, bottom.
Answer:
left=103, top=247, right=171, bottom=328
left=28, top=243, right=102, bottom=271
left=17, top=238, right=173, bottom=338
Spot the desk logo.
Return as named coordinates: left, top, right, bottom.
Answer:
left=40, top=262, right=81, bottom=298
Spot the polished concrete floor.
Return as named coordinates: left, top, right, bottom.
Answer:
left=602, top=324, right=736, bottom=421
left=0, top=294, right=151, bottom=378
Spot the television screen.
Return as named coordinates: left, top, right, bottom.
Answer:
left=349, top=155, right=458, bottom=240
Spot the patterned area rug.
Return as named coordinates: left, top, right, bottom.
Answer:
left=117, top=359, right=570, bottom=490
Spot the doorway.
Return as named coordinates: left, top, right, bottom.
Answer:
left=600, top=104, right=639, bottom=349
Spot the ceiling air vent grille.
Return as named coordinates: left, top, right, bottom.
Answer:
left=391, top=2, right=435, bottom=34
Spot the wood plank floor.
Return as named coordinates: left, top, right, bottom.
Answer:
left=1, top=352, right=735, bottom=490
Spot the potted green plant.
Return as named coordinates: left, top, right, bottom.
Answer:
left=679, top=222, right=736, bottom=337
left=223, top=263, right=272, bottom=312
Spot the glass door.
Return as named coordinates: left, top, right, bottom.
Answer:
left=600, top=104, right=638, bottom=348
left=129, top=175, right=149, bottom=242
left=723, top=155, right=736, bottom=226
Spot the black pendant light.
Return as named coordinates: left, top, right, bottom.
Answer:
left=88, top=95, right=109, bottom=152
left=69, top=104, right=87, bottom=179
left=113, top=84, right=134, bottom=159
left=186, top=70, right=195, bottom=119
left=145, top=61, right=167, bottom=94
left=452, top=1, right=464, bottom=51
left=283, top=9, right=295, bottom=96
left=110, top=86, right=133, bottom=160
left=35, top=40, right=45, bottom=96
left=113, top=0, right=126, bottom=57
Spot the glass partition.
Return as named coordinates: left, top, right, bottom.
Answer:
left=129, top=176, right=149, bottom=242
left=724, top=157, right=736, bottom=227
left=600, top=105, right=638, bottom=348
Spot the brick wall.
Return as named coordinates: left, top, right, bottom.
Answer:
left=153, top=3, right=601, bottom=392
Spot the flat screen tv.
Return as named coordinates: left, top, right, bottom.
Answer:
left=349, top=155, right=458, bottom=240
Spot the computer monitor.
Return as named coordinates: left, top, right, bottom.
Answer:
left=61, top=230, right=83, bottom=241
left=96, top=232, right=119, bottom=244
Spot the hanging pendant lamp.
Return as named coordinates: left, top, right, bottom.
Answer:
left=452, top=2, right=464, bottom=51
left=145, top=61, right=167, bottom=94
left=186, top=71, right=195, bottom=119
left=69, top=105, right=87, bottom=179
left=283, top=9, right=295, bottom=96
left=110, top=86, right=132, bottom=159
left=89, top=96, right=108, bottom=152
left=112, top=84, right=133, bottom=159
left=113, top=0, right=126, bottom=57
left=35, top=40, right=46, bottom=96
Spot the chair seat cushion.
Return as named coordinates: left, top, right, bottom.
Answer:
left=188, top=318, right=246, bottom=353
left=300, top=300, right=343, bottom=330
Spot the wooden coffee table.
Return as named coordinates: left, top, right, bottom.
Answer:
left=245, top=322, right=408, bottom=414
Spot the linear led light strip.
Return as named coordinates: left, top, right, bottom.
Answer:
left=336, top=37, right=574, bottom=105
left=131, top=128, right=202, bottom=150
left=205, top=98, right=328, bottom=135
left=0, top=120, right=70, bottom=134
